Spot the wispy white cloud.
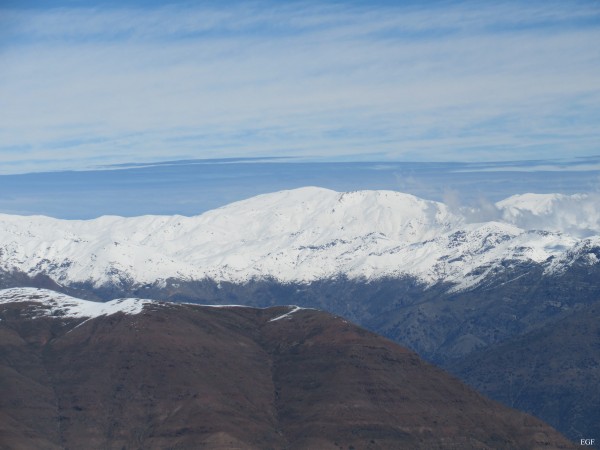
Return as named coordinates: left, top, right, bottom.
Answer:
left=1, top=1, right=599, bottom=174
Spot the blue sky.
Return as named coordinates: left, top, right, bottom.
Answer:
left=1, top=1, right=599, bottom=175
left=1, top=157, right=599, bottom=218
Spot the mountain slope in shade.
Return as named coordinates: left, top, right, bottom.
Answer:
left=448, top=302, right=600, bottom=445
left=0, top=187, right=598, bottom=292
left=0, top=288, right=575, bottom=450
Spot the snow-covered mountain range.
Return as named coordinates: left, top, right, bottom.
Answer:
left=0, top=187, right=598, bottom=292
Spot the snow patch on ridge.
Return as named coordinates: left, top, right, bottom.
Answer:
left=269, top=305, right=304, bottom=322
left=0, top=287, right=153, bottom=319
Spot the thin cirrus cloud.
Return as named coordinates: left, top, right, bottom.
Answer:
left=0, top=1, right=599, bottom=174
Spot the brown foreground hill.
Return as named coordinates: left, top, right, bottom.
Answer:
left=0, top=289, right=575, bottom=449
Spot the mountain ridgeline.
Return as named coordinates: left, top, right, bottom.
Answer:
left=1, top=187, right=599, bottom=445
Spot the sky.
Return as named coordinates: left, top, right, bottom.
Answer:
left=1, top=0, right=599, bottom=175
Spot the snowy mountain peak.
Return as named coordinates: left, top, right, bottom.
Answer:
left=199, top=187, right=459, bottom=243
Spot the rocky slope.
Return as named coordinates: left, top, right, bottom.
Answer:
left=0, top=288, right=576, bottom=449
left=448, top=302, right=600, bottom=445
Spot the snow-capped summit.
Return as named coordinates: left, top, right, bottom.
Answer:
left=496, top=193, right=600, bottom=237
left=0, top=187, right=597, bottom=291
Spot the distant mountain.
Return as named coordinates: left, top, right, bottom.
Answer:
left=448, top=302, right=600, bottom=445
left=1, top=188, right=598, bottom=292
left=0, top=288, right=575, bottom=449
